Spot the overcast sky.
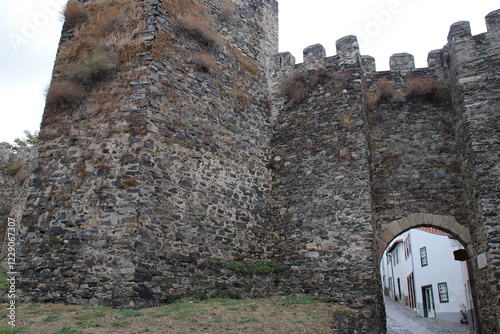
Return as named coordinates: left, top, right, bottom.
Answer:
left=0, top=0, right=498, bottom=144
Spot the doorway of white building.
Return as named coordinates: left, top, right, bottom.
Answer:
left=380, top=227, right=476, bottom=331
left=422, top=285, right=435, bottom=318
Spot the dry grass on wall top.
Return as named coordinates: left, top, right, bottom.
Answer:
left=63, top=0, right=87, bottom=26
left=45, top=81, right=85, bottom=109
left=58, top=0, right=146, bottom=64
left=193, top=52, right=218, bottom=72
left=405, top=77, right=449, bottom=103
left=219, top=0, right=237, bottom=22
left=162, top=0, right=259, bottom=76
left=45, top=0, right=261, bottom=118
left=45, top=0, right=147, bottom=114
left=279, top=68, right=332, bottom=103
left=178, top=5, right=224, bottom=47
left=365, top=76, right=448, bottom=110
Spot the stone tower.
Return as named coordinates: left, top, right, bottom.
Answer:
left=17, top=0, right=279, bottom=307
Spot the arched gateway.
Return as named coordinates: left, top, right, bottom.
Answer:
left=377, top=214, right=480, bottom=331
left=378, top=214, right=472, bottom=256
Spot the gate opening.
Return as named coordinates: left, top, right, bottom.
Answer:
left=380, top=226, right=477, bottom=331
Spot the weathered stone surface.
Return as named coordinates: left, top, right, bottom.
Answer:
left=389, top=53, right=415, bottom=70
left=0, top=143, right=34, bottom=256
left=303, top=44, right=326, bottom=63
left=0, top=2, right=498, bottom=333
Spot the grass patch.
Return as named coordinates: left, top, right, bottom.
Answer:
left=63, top=0, right=87, bottom=26
left=110, top=320, right=130, bottom=328
left=366, top=76, right=448, bottom=110
left=280, top=68, right=330, bottom=102
left=0, top=267, right=9, bottom=292
left=219, top=0, right=236, bottom=22
left=44, top=81, right=84, bottom=109
left=177, top=3, right=224, bottom=47
left=404, top=77, right=448, bottom=103
left=5, top=296, right=336, bottom=333
left=119, top=308, right=143, bottom=318
left=280, top=295, right=319, bottom=305
left=72, top=308, right=107, bottom=321
left=58, top=0, right=146, bottom=63
left=53, top=326, right=82, bottom=334
left=7, top=162, right=22, bottom=176
left=193, top=52, right=217, bottom=72
left=365, top=77, right=396, bottom=110
left=0, top=328, right=24, bottom=334
left=65, top=52, right=117, bottom=85
left=43, top=313, right=60, bottom=323
left=46, top=0, right=147, bottom=116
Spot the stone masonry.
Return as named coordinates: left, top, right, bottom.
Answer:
left=1, top=1, right=499, bottom=333
left=0, top=144, right=35, bottom=256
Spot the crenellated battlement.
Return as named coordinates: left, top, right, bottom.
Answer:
left=273, top=8, right=500, bottom=77
left=486, top=8, right=500, bottom=31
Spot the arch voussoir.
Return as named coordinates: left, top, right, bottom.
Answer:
left=377, top=213, right=472, bottom=257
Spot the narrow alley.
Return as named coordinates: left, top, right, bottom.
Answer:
left=385, top=297, right=471, bottom=334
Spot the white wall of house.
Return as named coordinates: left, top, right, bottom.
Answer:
left=381, top=228, right=469, bottom=323
left=411, top=229, right=468, bottom=322
left=381, top=232, right=410, bottom=302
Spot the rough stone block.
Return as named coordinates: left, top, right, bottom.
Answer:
left=386, top=221, right=402, bottom=237
left=362, top=56, right=376, bottom=73
left=305, top=251, right=320, bottom=258
left=389, top=53, right=415, bottom=71
left=427, top=50, right=443, bottom=68
left=458, top=228, right=472, bottom=245
left=303, top=44, right=326, bottom=63
left=440, top=215, right=456, bottom=232
left=398, top=218, right=411, bottom=232
left=379, top=228, right=395, bottom=245
left=486, top=9, right=500, bottom=32
left=336, top=35, right=360, bottom=59
left=447, top=21, right=472, bottom=44
left=407, top=214, right=417, bottom=228
left=430, top=215, right=444, bottom=228
left=414, top=213, right=426, bottom=225
left=270, top=52, right=295, bottom=71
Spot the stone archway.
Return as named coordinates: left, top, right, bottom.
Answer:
left=377, top=213, right=473, bottom=258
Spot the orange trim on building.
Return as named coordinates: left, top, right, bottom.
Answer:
left=418, top=227, right=452, bottom=237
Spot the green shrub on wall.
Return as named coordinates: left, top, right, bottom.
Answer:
left=66, top=52, right=117, bottom=85
left=7, top=162, right=22, bottom=176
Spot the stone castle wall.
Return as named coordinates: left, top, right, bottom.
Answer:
left=268, top=9, right=500, bottom=332
left=443, top=15, right=500, bottom=332
left=16, top=0, right=279, bottom=307
left=270, top=41, right=376, bottom=321
left=2, top=1, right=499, bottom=332
left=0, top=144, right=35, bottom=256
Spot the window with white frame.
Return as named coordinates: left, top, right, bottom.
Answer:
left=438, top=282, right=449, bottom=303
left=420, top=247, right=428, bottom=267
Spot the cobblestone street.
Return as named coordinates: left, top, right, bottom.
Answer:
left=385, top=297, right=472, bottom=334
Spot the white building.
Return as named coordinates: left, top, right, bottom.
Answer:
left=381, top=228, right=474, bottom=325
